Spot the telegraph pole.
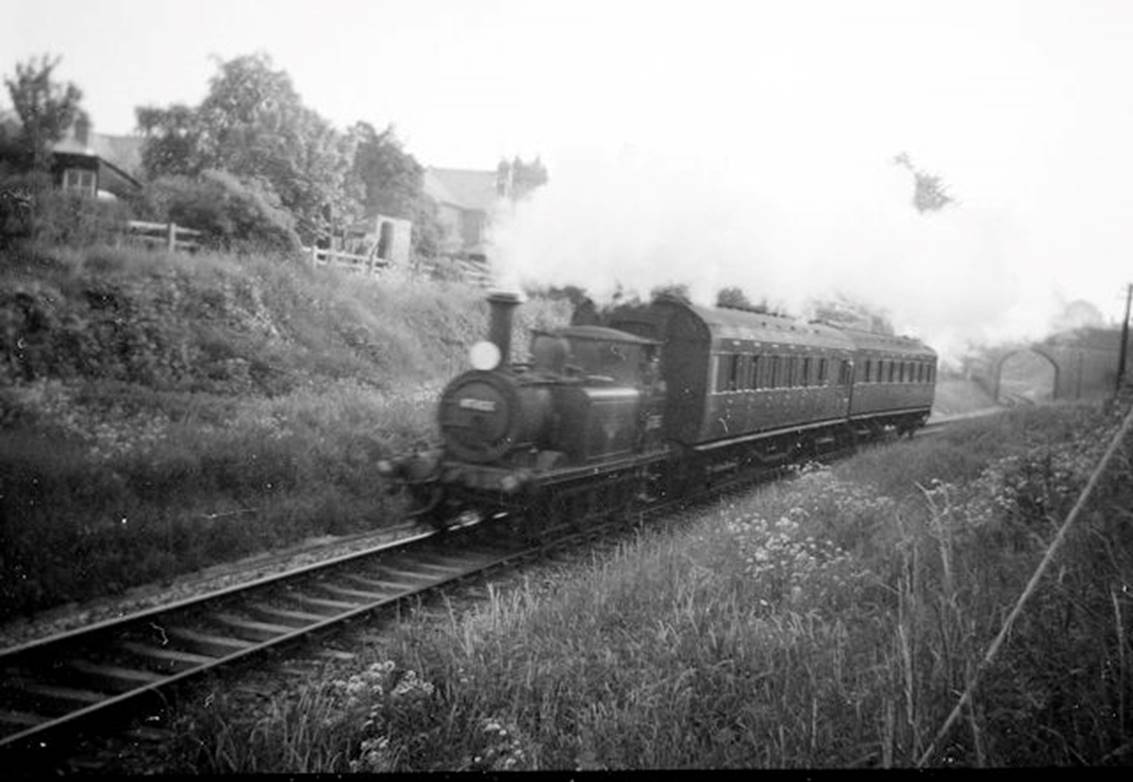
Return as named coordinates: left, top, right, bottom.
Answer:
left=1118, top=283, right=1132, bottom=394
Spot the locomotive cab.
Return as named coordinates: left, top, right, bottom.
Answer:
left=536, top=327, right=665, bottom=463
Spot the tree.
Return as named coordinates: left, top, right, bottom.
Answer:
left=350, top=121, right=422, bottom=219
left=135, top=104, right=204, bottom=177
left=893, top=151, right=955, bottom=214
left=650, top=283, right=691, bottom=303
left=136, top=53, right=359, bottom=242
left=717, top=286, right=752, bottom=309
left=348, top=121, right=446, bottom=260
left=811, top=294, right=894, bottom=335
left=3, top=54, right=86, bottom=171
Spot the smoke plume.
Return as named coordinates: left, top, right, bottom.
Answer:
left=488, top=145, right=1036, bottom=361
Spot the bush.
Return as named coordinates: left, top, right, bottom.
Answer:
left=140, top=169, right=301, bottom=254
left=0, top=168, right=131, bottom=248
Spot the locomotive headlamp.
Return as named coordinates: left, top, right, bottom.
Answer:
left=376, top=459, right=394, bottom=476
left=469, top=340, right=502, bottom=371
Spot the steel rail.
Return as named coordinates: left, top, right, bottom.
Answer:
left=0, top=523, right=523, bottom=760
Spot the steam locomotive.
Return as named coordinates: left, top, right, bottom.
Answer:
left=379, top=292, right=936, bottom=537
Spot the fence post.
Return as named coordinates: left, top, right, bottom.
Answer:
left=166, top=221, right=176, bottom=252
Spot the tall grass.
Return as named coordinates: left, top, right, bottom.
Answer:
left=158, top=402, right=1133, bottom=771
left=0, top=241, right=572, bottom=618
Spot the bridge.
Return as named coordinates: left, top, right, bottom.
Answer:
left=966, top=330, right=1133, bottom=404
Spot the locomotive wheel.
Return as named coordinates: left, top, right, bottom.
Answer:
left=406, top=483, right=463, bottom=531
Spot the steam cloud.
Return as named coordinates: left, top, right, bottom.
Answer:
left=487, top=145, right=1057, bottom=363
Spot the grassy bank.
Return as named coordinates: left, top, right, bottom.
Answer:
left=159, top=400, right=1133, bottom=771
left=0, top=241, right=570, bottom=619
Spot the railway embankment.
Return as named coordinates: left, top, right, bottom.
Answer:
left=125, top=397, right=1132, bottom=771
left=0, top=240, right=570, bottom=621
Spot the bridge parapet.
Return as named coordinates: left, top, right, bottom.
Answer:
left=969, top=336, right=1133, bottom=403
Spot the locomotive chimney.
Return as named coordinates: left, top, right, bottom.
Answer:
left=487, top=291, right=521, bottom=365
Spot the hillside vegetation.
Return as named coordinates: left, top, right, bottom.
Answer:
left=157, top=400, right=1133, bottom=771
left=0, top=241, right=570, bottom=619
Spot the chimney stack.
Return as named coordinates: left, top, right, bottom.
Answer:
left=74, top=114, right=91, bottom=148
left=487, top=292, right=521, bottom=366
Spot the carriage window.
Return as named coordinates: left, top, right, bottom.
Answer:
left=770, top=356, right=781, bottom=388
left=898, top=362, right=905, bottom=383
left=800, top=357, right=811, bottom=387
left=749, top=355, right=760, bottom=389
left=863, top=359, right=872, bottom=383
left=818, top=358, right=828, bottom=385
left=787, top=357, right=797, bottom=387
left=888, top=361, right=896, bottom=382
left=729, top=354, right=743, bottom=391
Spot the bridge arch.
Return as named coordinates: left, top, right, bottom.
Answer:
left=993, top=347, right=1060, bottom=402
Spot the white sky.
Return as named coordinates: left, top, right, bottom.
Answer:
left=4, top=0, right=1133, bottom=357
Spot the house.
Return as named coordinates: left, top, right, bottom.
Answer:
left=423, top=166, right=510, bottom=261
left=50, top=116, right=144, bottom=201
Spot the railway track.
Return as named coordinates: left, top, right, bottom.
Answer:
left=0, top=519, right=538, bottom=766
left=0, top=415, right=968, bottom=770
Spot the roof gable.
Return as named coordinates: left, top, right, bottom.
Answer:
left=51, top=127, right=144, bottom=178
left=424, top=167, right=499, bottom=211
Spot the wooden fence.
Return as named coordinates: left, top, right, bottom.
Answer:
left=302, top=245, right=390, bottom=276
left=303, top=246, right=493, bottom=287
left=418, top=255, right=493, bottom=287
left=118, top=223, right=492, bottom=287
left=125, top=220, right=203, bottom=253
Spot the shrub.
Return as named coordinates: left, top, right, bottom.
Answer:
left=0, top=168, right=131, bottom=248
left=140, top=169, right=301, bottom=254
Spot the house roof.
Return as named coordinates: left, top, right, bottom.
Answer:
left=53, top=129, right=144, bottom=178
left=424, top=167, right=499, bottom=211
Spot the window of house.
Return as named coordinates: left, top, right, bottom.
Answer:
left=63, top=168, right=96, bottom=196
